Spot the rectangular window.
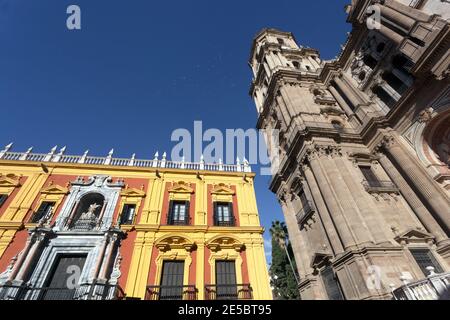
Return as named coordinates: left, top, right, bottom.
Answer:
left=159, top=261, right=185, bottom=300
left=0, top=194, right=8, bottom=208
left=321, top=265, right=344, bottom=300
left=215, top=260, right=237, bottom=299
left=31, top=201, right=55, bottom=223
left=298, top=189, right=309, bottom=208
left=42, top=254, right=87, bottom=300
left=214, top=202, right=234, bottom=226
left=168, top=201, right=189, bottom=225
left=120, top=204, right=136, bottom=225
left=410, top=249, right=443, bottom=276
left=359, top=166, right=381, bottom=187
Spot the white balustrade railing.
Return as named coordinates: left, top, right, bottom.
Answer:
left=0, top=145, right=251, bottom=173
left=391, top=268, right=450, bottom=300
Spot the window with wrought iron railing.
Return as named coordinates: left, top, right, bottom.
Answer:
left=167, top=201, right=190, bottom=225
left=213, top=202, right=235, bottom=226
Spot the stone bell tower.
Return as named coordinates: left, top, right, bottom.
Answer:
left=249, top=3, right=450, bottom=300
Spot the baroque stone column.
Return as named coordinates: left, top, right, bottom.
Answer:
left=321, top=146, right=373, bottom=246
left=333, top=77, right=361, bottom=110
left=334, top=156, right=390, bottom=245
left=302, top=163, right=345, bottom=255
left=279, top=194, right=309, bottom=278
left=381, top=134, right=450, bottom=234
left=377, top=152, right=448, bottom=243
left=378, top=24, right=404, bottom=46
left=13, top=228, right=51, bottom=282
left=379, top=5, right=415, bottom=31
left=305, top=146, right=357, bottom=250
left=328, top=85, right=354, bottom=117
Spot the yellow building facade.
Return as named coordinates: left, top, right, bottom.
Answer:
left=0, top=146, right=272, bottom=300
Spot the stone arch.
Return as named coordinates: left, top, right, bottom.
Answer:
left=412, top=102, right=450, bottom=190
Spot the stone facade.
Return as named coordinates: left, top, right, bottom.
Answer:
left=249, top=0, right=450, bottom=300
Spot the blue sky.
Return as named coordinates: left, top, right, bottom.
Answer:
left=0, top=0, right=350, bottom=264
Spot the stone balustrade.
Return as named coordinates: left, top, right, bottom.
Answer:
left=391, top=267, right=450, bottom=300
left=0, top=144, right=251, bottom=173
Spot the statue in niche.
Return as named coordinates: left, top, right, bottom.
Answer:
left=72, top=203, right=101, bottom=231
left=79, top=203, right=101, bottom=220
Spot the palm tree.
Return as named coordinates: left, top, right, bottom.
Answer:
left=269, top=221, right=299, bottom=284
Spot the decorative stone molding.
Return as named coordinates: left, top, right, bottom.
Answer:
left=310, top=251, right=332, bottom=269
left=206, top=235, right=245, bottom=252
left=39, top=183, right=69, bottom=195
left=71, top=175, right=125, bottom=189
left=120, top=187, right=146, bottom=198
left=155, top=235, right=196, bottom=252
left=394, top=228, right=435, bottom=246
left=0, top=174, right=21, bottom=188
left=418, top=107, right=434, bottom=123
left=210, top=183, right=235, bottom=195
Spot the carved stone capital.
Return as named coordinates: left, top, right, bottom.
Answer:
left=380, top=134, right=396, bottom=150
left=418, top=108, right=434, bottom=123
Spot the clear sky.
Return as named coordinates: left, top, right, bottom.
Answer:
left=0, top=0, right=350, bottom=264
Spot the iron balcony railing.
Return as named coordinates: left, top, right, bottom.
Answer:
left=362, top=179, right=399, bottom=194
left=204, top=284, right=253, bottom=300
left=213, top=216, right=236, bottom=227
left=145, top=285, right=198, bottom=300
left=167, top=214, right=190, bottom=226
left=0, top=283, right=125, bottom=300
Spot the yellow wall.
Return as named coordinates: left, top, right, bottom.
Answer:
left=0, top=160, right=272, bottom=300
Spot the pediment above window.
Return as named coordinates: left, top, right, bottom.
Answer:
left=168, top=181, right=194, bottom=194
left=394, top=228, right=435, bottom=245
left=40, top=183, right=69, bottom=195
left=120, top=187, right=146, bottom=198
left=310, top=251, right=332, bottom=269
left=0, top=175, right=21, bottom=187
left=206, top=236, right=245, bottom=252
left=155, top=235, right=196, bottom=252
left=210, top=183, right=235, bottom=195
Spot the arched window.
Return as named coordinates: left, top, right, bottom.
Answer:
left=277, top=38, right=285, bottom=45
left=292, top=61, right=300, bottom=69
left=70, top=193, right=105, bottom=231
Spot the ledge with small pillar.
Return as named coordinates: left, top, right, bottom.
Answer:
left=0, top=143, right=252, bottom=174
